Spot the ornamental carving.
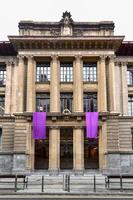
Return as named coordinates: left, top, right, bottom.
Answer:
left=60, top=11, right=73, bottom=36
left=60, top=11, right=73, bottom=26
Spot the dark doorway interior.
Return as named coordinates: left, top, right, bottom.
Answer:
left=34, top=130, right=49, bottom=170
left=84, top=132, right=99, bottom=169
left=60, top=128, right=73, bottom=169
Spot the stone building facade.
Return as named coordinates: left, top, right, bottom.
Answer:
left=0, top=11, right=133, bottom=174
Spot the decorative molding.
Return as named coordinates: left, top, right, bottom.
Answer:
left=99, top=55, right=107, bottom=63
left=51, top=54, right=58, bottom=62
left=75, top=55, right=82, bottom=62
left=17, top=55, right=25, bottom=64
left=108, top=55, right=116, bottom=62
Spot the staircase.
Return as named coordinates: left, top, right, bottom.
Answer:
left=17, top=170, right=106, bottom=193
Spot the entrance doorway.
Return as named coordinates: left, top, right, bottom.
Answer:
left=34, top=130, right=49, bottom=170
left=60, top=128, right=73, bottom=169
left=84, top=133, right=99, bottom=169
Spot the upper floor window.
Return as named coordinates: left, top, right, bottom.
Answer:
left=60, top=63, right=73, bottom=82
left=128, top=96, right=133, bottom=116
left=84, top=93, right=97, bottom=112
left=0, top=65, right=6, bottom=85
left=0, top=128, right=2, bottom=147
left=127, top=67, right=133, bottom=86
left=83, top=63, right=97, bottom=82
left=131, top=128, right=133, bottom=150
left=36, top=63, right=50, bottom=82
left=36, top=93, right=50, bottom=112
left=0, top=96, right=5, bottom=115
left=60, top=93, right=73, bottom=112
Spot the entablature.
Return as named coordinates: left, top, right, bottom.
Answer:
left=8, top=35, right=124, bottom=52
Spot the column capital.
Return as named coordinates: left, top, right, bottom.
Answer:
left=99, top=55, right=107, bottom=62
left=17, top=55, right=25, bottom=63
left=108, top=55, right=116, bottom=62
left=115, top=61, right=121, bottom=66
left=5, top=59, right=15, bottom=67
left=51, top=54, right=58, bottom=62
left=75, top=55, right=82, bottom=61
left=27, top=55, right=34, bottom=64
left=120, top=61, right=128, bottom=66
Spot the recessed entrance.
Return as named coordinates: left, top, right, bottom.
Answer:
left=34, top=130, right=49, bottom=170
left=84, top=133, right=99, bottom=169
left=60, top=128, right=73, bottom=169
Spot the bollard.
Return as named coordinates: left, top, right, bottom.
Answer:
left=14, top=175, right=17, bottom=192
left=94, top=175, right=96, bottom=192
left=120, top=175, right=123, bottom=191
left=63, top=174, right=67, bottom=191
left=42, top=176, right=44, bottom=192
left=26, top=177, right=28, bottom=189
left=67, top=174, right=70, bottom=192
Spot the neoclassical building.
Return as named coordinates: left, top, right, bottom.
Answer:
left=0, top=11, right=133, bottom=174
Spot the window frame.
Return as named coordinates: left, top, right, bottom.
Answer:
left=0, top=96, right=5, bottom=115
left=128, top=96, right=133, bottom=116
left=60, top=62, right=73, bottom=82
left=60, top=93, right=73, bottom=112
left=0, top=64, right=6, bottom=86
left=36, top=93, right=50, bottom=112
left=127, top=66, right=133, bottom=86
left=0, top=128, right=2, bottom=149
left=83, top=93, right=97, bottom=112
left=36, top=63, right=50, bottom=83
left=83, top=62, right=97, bottom=82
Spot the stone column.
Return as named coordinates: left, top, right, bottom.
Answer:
left=98, top=127, right=103, bottom=170
left=73, top=56, right=83, bottom=112
left=49, top=55, right=60, bottom=171
left=114, top=62, right=121, bottom=113
left=5, top=60, right=13, bottom=114
left=73, top=128, right=84, bottom=171
left=98, top=56, right=107, bottom=112
left=73, top=56, right=84, bottom=171
left=121, top=62, right=128, bottom=115
left=50, top=55, right=60, bottom=112
left=11, top=59, right=18, bottom=114
left=17, top=56, right=25, bottom=112
left=101, top=121, right=107, bottom=169
left=26, top=56, right=35, bottom=112
left=108, top=56, right=116, bottom=112
left=98, top=120, right=107, bottom=170
left=49, top=128, right=60, bottom=172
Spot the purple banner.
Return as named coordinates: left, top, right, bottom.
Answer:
left=32, top=112, right=46, bottom=140
left=85, top=112, right=98, bottom=139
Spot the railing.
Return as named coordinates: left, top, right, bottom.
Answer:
left=0, top=174, right=133, bottom=193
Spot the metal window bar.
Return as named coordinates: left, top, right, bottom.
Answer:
left=36, top=63, right=50, bottom=82
left=83, top=63, right=97, bottom=82
left=60, top=63, right=73, bottom=82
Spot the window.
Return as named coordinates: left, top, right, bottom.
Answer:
left=0, top=96, right=5, bottom=114
left=0, top=65, right=6, bottom=85
left=131, top=128, right=133, bottom=150
left=0, top=128, right=2, bottom=146
left=128, top=96, right=133, bottom=116
left=127, top=67, right=133, bottom=86
left=83, top=63, right=97, bottom=82
left=36, top=93, right=50, bottom=112
left=60, top=63, right=73, bottom=82
left=60, top=93, right=73, bottom=112
left=36, top=63, right=50, bottom=82
left=84, top=93, right=97, bottom=112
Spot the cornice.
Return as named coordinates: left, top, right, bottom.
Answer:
left=8, top=35, right=124, bottom=52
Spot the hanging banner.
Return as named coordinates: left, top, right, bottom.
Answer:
left=32, top=112, right=46, bottom=139
left=85, top=112, right=98, bottom=138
